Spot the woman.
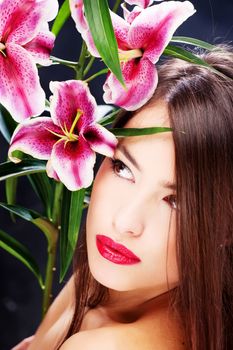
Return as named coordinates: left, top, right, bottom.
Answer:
left=13, top=45, right=233, bottom=350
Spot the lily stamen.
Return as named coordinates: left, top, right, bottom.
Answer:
left=118, top=48, right=143, bottom=62
left=0, top=42, right=6, bottom=57
left=69, top=109, right=83, bottom=135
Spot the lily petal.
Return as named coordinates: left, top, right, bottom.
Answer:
left=8, top=117, right=61, bottom=162
left=69, top=0, right=100, bottom=57
left=110, top=11, right=130, bottom=50
left=69, top=0, right=87, bottom=32
left=46, top=159, right=60, bottom=181
left=0, top=43, right=45, bottom=122
left=121, top=5, right=142, bottom=25
left=103, top=58, right=158, bottom=111
left=84, top=124, right=118, bottom=157
left=128, top=1, right=196, bottom=63
left=125, top=0, right=154, bottom=8
left=49, top=80, right=98, bottom=131
left=51, top=135, right=96, bottom=191
left=0, top=0, right=57, bottom=46
left=23, top=24, right=55, bottom=66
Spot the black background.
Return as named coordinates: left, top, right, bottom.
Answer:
left=0, top=0, right=233, bottom=348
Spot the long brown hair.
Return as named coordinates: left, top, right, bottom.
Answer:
left=61, top=45, right=233, bottom=349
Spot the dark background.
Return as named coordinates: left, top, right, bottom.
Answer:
left=0, top=0, right=232, bottom=348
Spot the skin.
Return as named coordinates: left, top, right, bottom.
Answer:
left=19, top=100, right=184, bottom=350
left=86, top=100, right=178, bottom=303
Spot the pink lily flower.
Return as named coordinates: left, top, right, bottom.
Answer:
left=0, top=0, right=58, bottom=123
left=103, top=1, right=196, bottom=110
left=70, top=1, right=195, bottom=111
left=8, top=80, right=118, bottom=191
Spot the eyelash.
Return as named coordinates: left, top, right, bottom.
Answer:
left=110, top=158, right=134, bottom=181
left=109, top=158, right=177, bottom=210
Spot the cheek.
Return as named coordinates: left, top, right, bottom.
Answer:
left=86, top=161, right=113, bottom=232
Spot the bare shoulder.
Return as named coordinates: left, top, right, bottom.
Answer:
left=59, top=325, right=148, bottom=350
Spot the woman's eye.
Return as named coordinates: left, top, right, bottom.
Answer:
left=110, top=158, right=134, bottom=181
left=163, top=194, right=177, bottom=210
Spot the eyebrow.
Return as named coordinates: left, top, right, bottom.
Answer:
left=117, top=144, right=141, bottom=171
left=117, top=144, right=177, bottom=190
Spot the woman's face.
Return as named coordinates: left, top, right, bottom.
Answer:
left=86, top=100, right=178, bottom=298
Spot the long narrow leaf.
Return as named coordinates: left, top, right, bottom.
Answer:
left=27, top=173, right=54, bottom=219
left=0, top=160, right=46, bottom=181
left=0, top=202, right=41, bottom=221
left=60, top=188, right=85, bottom=281
left=0, top=104, right=17, bottom=143
left=51, top=0, right=71, bottom=37
left=99, top=109, right=121, bottom=127
left=83, top=0, right=125, bottom=86
left=163, top=45, right=229, bottom=80
left=171, top=36, right=215, bottom=50
left=0, top=202, right=58, bottom=249
left=111, top=127, right=172, bottom=137
left=0, top=229, right=44, bottom=288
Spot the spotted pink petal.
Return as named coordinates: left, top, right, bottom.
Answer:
left=0, top=0, right=57, bottom=46
left=0, top=43, right=45, bottom=122
left=121, top=5, right=142, bottom=25
left=110, top=11, right=130, bottom=50
left=128, top=1, right=196, bottom=63
left=125, top=0, right=154, bottom=8
left=103, top=58, right=158, bottom=111
left=69, top=0, right=87, bottom=33
left=23, top=27, right=55, bottom=66
left=69, top=0, right=100, bottom=57
left=84, top=124, right=118, bottom=157
left=49, top=80, right=98, bottom=131
left=8, top=117, right=61, bottom=162
left=51, top=135, right=96, bottom=191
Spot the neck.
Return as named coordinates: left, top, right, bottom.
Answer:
left=98, top=288, right=176, bottom=323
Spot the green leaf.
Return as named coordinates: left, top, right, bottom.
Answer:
left=163, top=45, right=229, bottom=80
left=0, top=229, right=44, bottom=288
left=83, top=0, right=125, bottom=86
left=51, top=0, right=71, bottom=37
left=27, top=173, right=54, bottom=219
left=99, top=109, right=120, bottom=127
left=0, top=202, right=58, bottom=249
left=0, top=104, right=17, bottom=143
left=0, top=160, right=46, bottom=181
left=0, top=202, right=41, bottom=221
left=5, top=177, right=18, bottom=222
left=60, top=188, right=85, bottom=281
left=171, top=36, right=215, bottom=50
left=111, top=127, right=172, bottom=137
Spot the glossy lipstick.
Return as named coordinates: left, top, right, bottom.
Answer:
left=96, top=234, right=141, bottom=265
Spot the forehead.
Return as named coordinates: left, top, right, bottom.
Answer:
left=126, top=100, right=170, bottom=129
left=116, top=101, right=176, bottom=185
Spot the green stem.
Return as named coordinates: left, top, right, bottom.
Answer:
left=83, top=56, right=95, bottom=77
left=42, top=234, right=58, bottom=317
left=50, top=55, right=78, bottom=70
left=113, top=0, right=122, bottom=13
left=85, top=68, right=109, bottom=83
left=76, top=42, right=88, bottom=80
left=51, top=182, right=64, bottom=226
left=33, top=218, right=59, bottom=317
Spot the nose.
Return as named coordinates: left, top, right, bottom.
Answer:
left=112, top=198, right=145, bottom=239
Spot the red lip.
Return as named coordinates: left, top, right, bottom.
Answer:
left=96, top=234, right=141, bottom=265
